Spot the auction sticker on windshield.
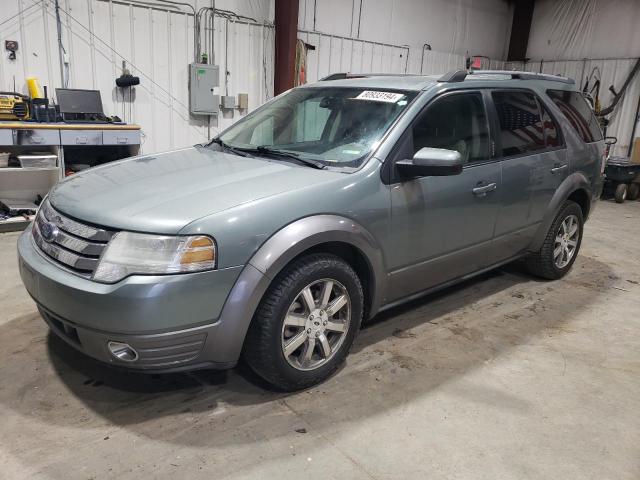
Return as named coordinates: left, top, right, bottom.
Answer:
left=354, top=91, right=405, bottom=103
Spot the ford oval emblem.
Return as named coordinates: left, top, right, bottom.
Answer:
left=40, top=221, right=59, bottom=243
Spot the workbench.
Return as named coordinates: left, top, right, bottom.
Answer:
left=0, top=122, right=141, bottom=232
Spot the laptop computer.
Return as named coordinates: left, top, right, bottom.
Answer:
left=55, top=88, right=107, bottom=123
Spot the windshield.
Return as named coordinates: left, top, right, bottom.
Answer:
left=217, top=87, right=418, bottom=168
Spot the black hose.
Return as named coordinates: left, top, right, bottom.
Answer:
left=600, top=58, right=640, bottom=117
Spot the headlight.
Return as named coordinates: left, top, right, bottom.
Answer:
left=93, top=232, right=216, bottom=282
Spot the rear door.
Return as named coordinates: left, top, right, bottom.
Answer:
left=489, top=89, right=567, bottom=261
left=387, top=90, right=501, bottom=301
left=546, top=89, right=605, bottom=185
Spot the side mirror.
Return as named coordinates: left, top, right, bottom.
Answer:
left=396, top=147, right=463, bottom=178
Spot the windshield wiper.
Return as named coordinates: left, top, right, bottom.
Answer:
left=207, top=138, right=254, bottom=157
left=255, top=146, right=326, bottom=170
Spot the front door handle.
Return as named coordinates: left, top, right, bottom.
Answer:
left=472, top=182, right=497, bottom=197
left=551, top=164, right=568, bottom=174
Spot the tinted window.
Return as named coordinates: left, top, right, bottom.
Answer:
left=412, top=93, right=489, bottom=163
left=547, top=89, right=603, bottom=143
left=492, top=91, right=545, bottom=156
left=541, top=103, right=560, bottom=147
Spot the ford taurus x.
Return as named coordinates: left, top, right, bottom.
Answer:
left=18, top=70, right=604, bottom=390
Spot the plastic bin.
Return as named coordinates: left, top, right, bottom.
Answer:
left=17, top=153, right=57, bottom=168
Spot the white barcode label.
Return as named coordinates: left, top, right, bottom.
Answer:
left=354, top=91, right=404, bottom=103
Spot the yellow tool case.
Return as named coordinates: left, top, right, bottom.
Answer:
left=0, top=92, right=30, bottom=120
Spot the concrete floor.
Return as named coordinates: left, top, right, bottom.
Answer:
left=1, top=200, right=639, bottom=479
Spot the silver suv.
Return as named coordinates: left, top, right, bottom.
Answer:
left=18, top=70, right=604, bottom=390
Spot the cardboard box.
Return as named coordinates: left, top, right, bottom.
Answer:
left=631, top=138, right=640, bottom=164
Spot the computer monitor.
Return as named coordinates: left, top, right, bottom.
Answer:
left=56, top=89, right=104, bottom=115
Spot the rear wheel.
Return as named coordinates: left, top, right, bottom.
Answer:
left=243, top=254, right=363, bottom=391
left=627, top=183, right=639, bottom=201
left=525, top=201, right=583, bottom=280
left=615, top=183, right=628, bottom=203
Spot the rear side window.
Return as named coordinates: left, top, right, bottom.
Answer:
left=492, top=91, right=545, bottom=156
left=546, top=90, right=603, bottom=143
left=541, top=103, right=560, bottom=147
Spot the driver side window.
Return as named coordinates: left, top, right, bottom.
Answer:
left=410, top=92, right=490, bottom=164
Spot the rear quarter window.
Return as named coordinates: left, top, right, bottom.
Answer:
left=546, top=90, right=603, bottom=143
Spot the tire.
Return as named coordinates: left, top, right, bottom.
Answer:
left=525, top=201, right=583, bottom=280
left=243, top=254, right=363, bottom=391
left=627, top=183, right=640, bottom=201
left=614, top=183, right=628, bottom=203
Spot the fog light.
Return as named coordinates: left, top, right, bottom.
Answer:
left=107, top=341, right=139, bottom=362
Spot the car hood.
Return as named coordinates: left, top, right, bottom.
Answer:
left=48, top=146, right=344, bottom=233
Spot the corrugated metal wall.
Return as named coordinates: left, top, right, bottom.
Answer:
left=297, top=0, right=514, bottom=61
left=506, top=59, right=640, bottom=157
left=299, top=30, right=506, bottom=83
left=298, top=30, right=410, bottom=82
left=0, top=0, right=275, bottom=154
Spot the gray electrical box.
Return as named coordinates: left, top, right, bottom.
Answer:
left=221, top=95, right=236, bottom=109
left=189, top=63, right=220, bottom=115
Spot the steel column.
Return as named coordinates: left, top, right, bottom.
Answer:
left=274, top=0, right=299, bottom=95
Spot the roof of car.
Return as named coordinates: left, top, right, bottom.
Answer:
left=304, top=70, right=576, bottom=92
left=305, top=74, right=439, bottom=91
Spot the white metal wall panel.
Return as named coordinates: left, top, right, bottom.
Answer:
left=298, top=30, right=410, bottom=83
left=298, top=0, right=513, bottom=61
left=0, top=0, right=275, bottom=154
left=299, top=31, right=506, bottom=82
left=418, top=49, right=463, bottom=75
left=506, top=59, right=640, bottom=157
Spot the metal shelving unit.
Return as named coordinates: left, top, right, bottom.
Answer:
left=0, top=122, right=141, bottom=232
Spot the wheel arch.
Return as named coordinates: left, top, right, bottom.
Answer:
left=529, top=172, right=593, bottom=252
left=206, top=215, right=387, bottom=365
left=249, top=215, right=387, bottom=319
left=567, top=187, right=591, bottom=219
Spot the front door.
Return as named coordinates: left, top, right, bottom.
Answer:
left=387, top=90, right=501, bottom=302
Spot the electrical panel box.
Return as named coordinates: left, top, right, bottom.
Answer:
left=221, top=96, right=236, bottom=109
left=189, top=63, right=220, bottom=115
left=237, top=93, right=249, bottom=110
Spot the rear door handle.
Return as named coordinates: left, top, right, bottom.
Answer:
left=472, top=182, right=497, bottom=197
left=551, top=164, right=568, bottom=174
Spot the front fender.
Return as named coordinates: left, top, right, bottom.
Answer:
left=250, top=215, right=386, bottom=302
left=207, top=215, right=387, bottom=365
left=529, top=172, right=593, bottom=252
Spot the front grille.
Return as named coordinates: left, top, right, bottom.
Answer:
left=33, top=199, right=116, bottom=277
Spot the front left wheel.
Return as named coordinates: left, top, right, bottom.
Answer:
left=243, top=254, right=363, bottom=391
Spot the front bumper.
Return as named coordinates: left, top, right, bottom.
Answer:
left=17, top=225, right=263, bottom=371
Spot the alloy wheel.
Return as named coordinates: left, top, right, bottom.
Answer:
left=281, top=278, right=351, bottom=371
left=554, top=214, right=579, bottom=269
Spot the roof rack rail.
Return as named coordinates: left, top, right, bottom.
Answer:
left=319, top=72, right=417, bottom=81
left=437, top=69, right=575, bottom=84
left=319, top=73, right=367, bottom=81
left=437, top=70, right=468, bottom=83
